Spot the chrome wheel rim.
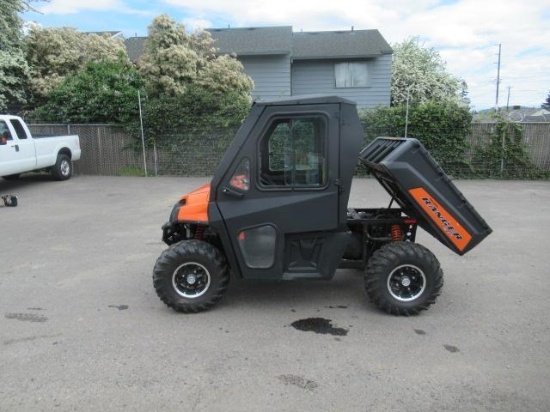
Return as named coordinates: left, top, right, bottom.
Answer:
left=60, top=160, right=71, bottom=176
left=387, top=264, right=426, bottom=302
left=172, top=262, right=211, bottom=298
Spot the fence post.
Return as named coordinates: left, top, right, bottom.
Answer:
left=153, top=141, right=158, bottom=176
left=500, top=126, right=505, bottom=174
left=138, top=90, right=148, bottom=177
left=97, top=126, right=103, bottom=175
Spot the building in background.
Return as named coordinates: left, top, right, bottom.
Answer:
left=124, top=26, right=393, bottom=108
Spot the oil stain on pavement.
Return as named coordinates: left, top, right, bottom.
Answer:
left=5, top=313, right=47, bottom=323
left=290, top=317, right=348, bottom=336
left=277, top=374, right=318, bottom=391
left=108, top=305, right=129, bottom=311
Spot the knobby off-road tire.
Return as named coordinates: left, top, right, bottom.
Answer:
left=51, top=154, right=72, bottom=181
left=153, top=240, right=229, bottom=313
left=365, top=241, right=443, bottom=316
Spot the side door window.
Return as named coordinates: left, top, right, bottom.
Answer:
left=0, top=121, right=13, bottom=143
left=9, top=119, right=28, bottom=139
left=259, top=117, right=327, bottom=188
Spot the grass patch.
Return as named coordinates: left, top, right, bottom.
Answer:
left=117, top=166, right=145, bottom=177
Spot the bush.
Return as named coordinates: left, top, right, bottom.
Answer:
left=33, top=60, right=143, bottom=124
left=360, top=101, right=472, bottom=177
left=471, top=117, right=549, bottom=179
left=123, top=86, right=250, bottom=151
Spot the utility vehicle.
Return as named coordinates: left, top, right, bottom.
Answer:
left=153, top=96, right=491, bottom=315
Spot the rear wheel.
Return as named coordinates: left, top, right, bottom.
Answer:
left=365, top=242, right=443, bottom=315
left=51, top=154, right=72, bottom=180
left=153, top=240, right=229, bottom=313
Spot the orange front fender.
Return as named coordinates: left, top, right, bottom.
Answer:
left=176, top=183, right=211, bottom=224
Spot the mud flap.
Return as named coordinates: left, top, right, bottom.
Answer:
left=359, top=137, right=492, bottom=255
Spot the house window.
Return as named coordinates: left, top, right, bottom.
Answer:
left=335, top=62, right=369, bottom=88
left=259, top=117, right=327, bottom=188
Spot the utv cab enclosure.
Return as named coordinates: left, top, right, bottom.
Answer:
left=153, top=95, right=492, bottom=315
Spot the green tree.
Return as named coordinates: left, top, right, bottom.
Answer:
left=0, top=49, right=29, bottom=112
left=138, top=14, right=253, bottom=100
left=360, top=101, right=472, bottom=177
left=542, top=91, right=550, bottom=110
left=34, top=59, right=143, bottom=123
left=133, top=14, right=253, bottom=147
left=0, top=0, right=37, bottom=111
left=25, top=27, right=129, bottom=105
left=391, top=37, right=463, bottom=106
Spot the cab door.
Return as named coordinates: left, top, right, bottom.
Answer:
left=214, top=104, right=349, bottom=280
left=8, top=118, right=36, bottom=171
left=0, top=119, right=36, bottom=176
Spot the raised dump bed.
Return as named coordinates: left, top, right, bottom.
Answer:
left=359, top=137, right=492, bottom=255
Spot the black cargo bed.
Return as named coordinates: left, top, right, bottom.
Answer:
left=359, top=137, right=492, bottom=255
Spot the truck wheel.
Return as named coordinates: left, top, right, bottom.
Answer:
left=51, top=154, right=72, bottom=180
left=365, top=242, right=443, bottom=316
left=153, top=240, right=229, bottom=313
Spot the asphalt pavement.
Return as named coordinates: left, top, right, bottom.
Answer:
left=1, top=174, right=549, bottom=412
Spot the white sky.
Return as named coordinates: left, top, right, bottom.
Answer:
left=27, top=0, right=550, bottom=110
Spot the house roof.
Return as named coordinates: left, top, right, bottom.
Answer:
left=524, top=109, right=550, bottom=122
left=87, top=31, right=125, bottom=40
left=125, top=36, right=147, bottom=62
left=123, top=26, right=392, bottom=62
left=292, top=29, right=392, bottom=59
left=207, top=26, right=293, bottom=56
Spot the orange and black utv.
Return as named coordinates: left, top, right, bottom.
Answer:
left=153, top=96, right=491, bottom=315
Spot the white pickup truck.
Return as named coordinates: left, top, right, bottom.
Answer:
left=0, top=115, right=81, bottom=181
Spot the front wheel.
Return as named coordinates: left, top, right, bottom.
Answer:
left=153, top=240, right=229, bottom=313
left=51, top=154, right=72, bottom=180
left=365, top=242, right=443, bottom=316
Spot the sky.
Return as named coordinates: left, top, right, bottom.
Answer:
left=23, top=0, right=550, bottom=111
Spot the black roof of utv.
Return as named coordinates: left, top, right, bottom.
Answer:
left=253, top=95, right=356, bottom=106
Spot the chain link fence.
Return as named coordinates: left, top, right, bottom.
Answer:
left=468, top=122, right=550, bottom=173
left=29, top=122, right=550, bottom=179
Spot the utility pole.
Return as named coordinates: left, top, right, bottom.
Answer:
left=495, top=44, right=501, bottom=112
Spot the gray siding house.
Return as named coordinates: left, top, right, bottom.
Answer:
left=208, top=26, right=292, bottom=100
left=124, top=26, right=392, bottom=108
left=291, top=30, right=392, bottom=108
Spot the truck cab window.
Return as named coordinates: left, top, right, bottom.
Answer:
left=0, top=121, right=13, bottom=141
left=9, top=119, right=27, bottom=139
left=259, top=117, right=327, bottom=188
